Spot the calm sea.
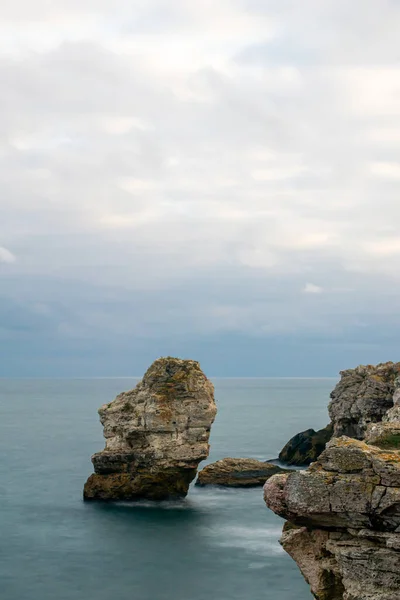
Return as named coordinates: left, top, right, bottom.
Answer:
left=0, top=377, right=336, bottom=600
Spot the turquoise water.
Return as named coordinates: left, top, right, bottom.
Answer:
left=0, top=377, right=335, bottom=600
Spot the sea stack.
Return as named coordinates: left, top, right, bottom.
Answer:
left=264, top=362, right=400, bottom=600
left=84, top=357, right=217, bottom=501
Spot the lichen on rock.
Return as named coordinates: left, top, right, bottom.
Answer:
left=83, top=357, right=217, bottom=501
left=264, top=362, right=400, bottom=600
left=329, top=362, right=400, bottom=439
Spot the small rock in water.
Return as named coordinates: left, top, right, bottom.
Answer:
left=83, top=357, right=217, bottom=501
left=196, top=457, right=289, bottom=487
left=278, top=424, right=333, bottom=466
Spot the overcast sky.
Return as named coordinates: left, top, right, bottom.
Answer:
left=1, top=0, right=400, bottom=376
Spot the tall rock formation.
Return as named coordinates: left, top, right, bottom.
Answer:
left=265, top=362, right=400, bottom=600
left=84, top=357, right=217, bottom=501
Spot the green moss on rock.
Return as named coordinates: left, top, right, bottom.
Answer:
left=373, top=433, right=400, bottom=449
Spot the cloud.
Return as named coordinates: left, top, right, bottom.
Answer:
left=0, top=0, right=400, bottom=373
left=303, top=283, right=323, bottom=294
left=0, top=247, right=16, bottom=264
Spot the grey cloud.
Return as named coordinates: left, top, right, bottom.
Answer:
left=0, top=247, right=16, bottom=263
left=1, top=1, right=400, bottom=374
left=241, top=0, right=400, bottom=65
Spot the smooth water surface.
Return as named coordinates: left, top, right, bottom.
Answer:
left=0, top=377, right=336, bottom=600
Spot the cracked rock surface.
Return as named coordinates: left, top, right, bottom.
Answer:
left=329, top=362, right=400, bottom=439
left=278, top=362, right=400, bottom=468
left=265, top=362, right=400, bottom=600
left=83, top=357, right=217, bottom=501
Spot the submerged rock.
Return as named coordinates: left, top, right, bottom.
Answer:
left=83, top=357, right=217, bottom=501
left=265, top=361, right=400, bottom=600
left=278, top=424, right=333, bottom=466
left=196, top=457, right=289, bottom=487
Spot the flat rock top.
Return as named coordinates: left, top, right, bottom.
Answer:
left=197, top=457, right=289, bottom=487
left=202, top=457, right=279, bottom=470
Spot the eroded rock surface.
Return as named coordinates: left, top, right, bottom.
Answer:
left=84, top=357, right=217, bottom=501
left=278, top=362, right=400, bottom=468
left=196, top=457, right=289, bottom=487
left=329, top=362, right=400, bottom=439
left=265, top=362, right=400, bottom=600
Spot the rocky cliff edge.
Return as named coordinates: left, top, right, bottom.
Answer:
left=265, top=363, right=400, bottom=600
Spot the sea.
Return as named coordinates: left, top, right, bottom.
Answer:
left=0, top=377, right=336, bottom=600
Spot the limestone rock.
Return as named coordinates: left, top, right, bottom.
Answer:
left=277, top=363, right=400, bottom=471
left=328, top=362, right=400, bottom=439
left=278, top=424, right=333, bottom=466
left=280, top=526, right=400, bottom=600
left=366, top=377, right=400, bottom=449
left=196, top=457, right=289, bottom=487
left=264, top=436, right=400, bottom=599
left=83, top=357, right=217, bottom=501
left=265, top=362, right=400, bottom=600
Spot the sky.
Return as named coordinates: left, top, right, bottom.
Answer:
left=1, top=0, right=400, bottom=377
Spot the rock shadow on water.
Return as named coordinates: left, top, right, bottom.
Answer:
left=85, top=497, right=203, bottom=521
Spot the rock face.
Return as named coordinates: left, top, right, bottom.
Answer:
left=328, top=362, right=400, bottom=439
left=265, top=437, right=400, bottom=599
left=279, top=424, right=333, bottom=466
left=264, top=361, right=400, bottom=600
left=196, top=457, right=289, bottom=487
left=277, top=362, right=400, bottom=468
left=365, top=377, right=400, bottom=450
left=84, top=357, right=217, bottom=501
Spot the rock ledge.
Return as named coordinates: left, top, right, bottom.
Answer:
left=264, top=362, right=400, bottom=600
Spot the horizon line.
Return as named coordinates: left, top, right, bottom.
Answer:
left=0, top=375, right=339, bottom=380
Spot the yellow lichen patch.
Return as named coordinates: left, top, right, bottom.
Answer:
left=155, top=383, right=177, bottom=422
left=370, top=374, right=385, bottom=383
left=374, top=450, right=400, bottom=464
left=334, top=437, right=370, bottom=450
left=171, top=369, right=188, bottom=382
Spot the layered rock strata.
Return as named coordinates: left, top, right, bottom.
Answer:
left=329, top=362, right=400, bottom=439
left=196, top=457, right=289, bottom=487
left=265, top=363, right=400, bottom=600
left=84, top=357, right=217, bottom=501
left=278, top=362, right=400, bottom=467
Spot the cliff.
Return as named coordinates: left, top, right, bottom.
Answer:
left=84, top=357, right=217, bottom=501
left=328, top=363, right=400, bottom=439
left=278, top=362, right=400, bottom=466
left=265, top=362, right=400, bottom=600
